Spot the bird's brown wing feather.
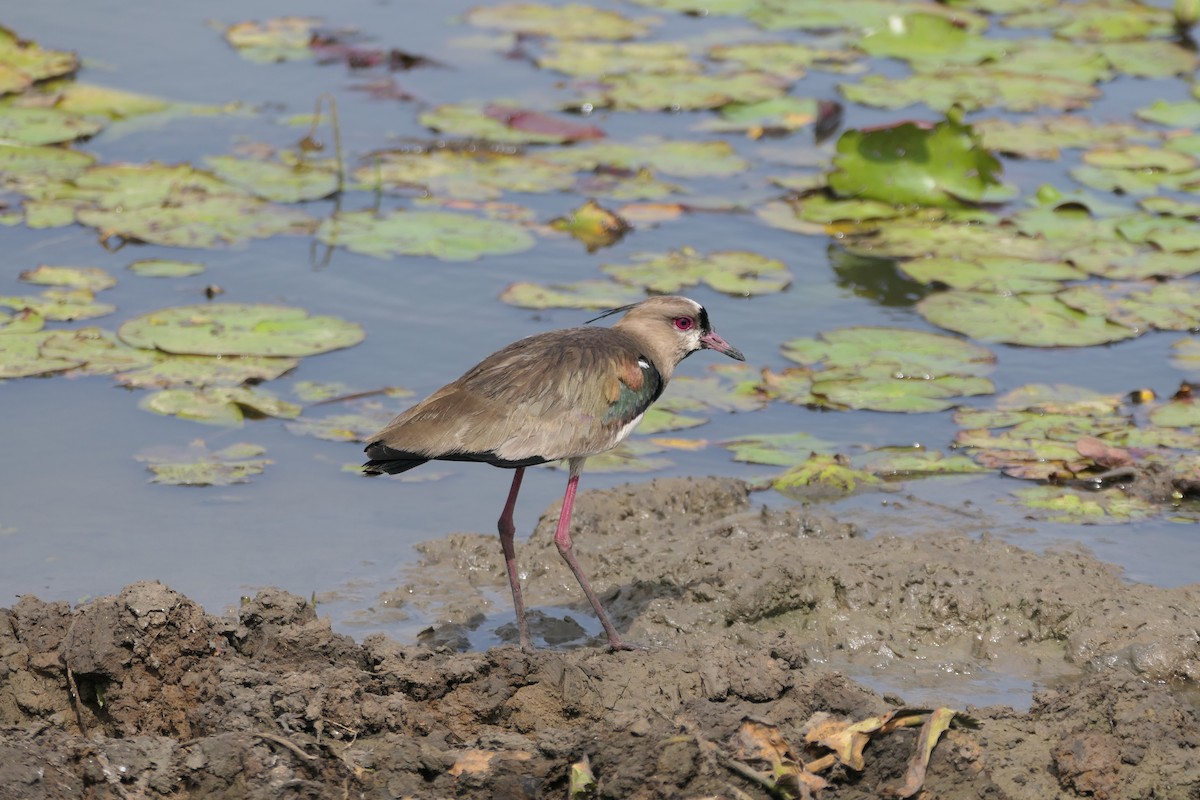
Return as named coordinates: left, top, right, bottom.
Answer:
left=363, top=327, right=662, bottom=471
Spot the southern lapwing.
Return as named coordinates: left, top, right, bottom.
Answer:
left=363, top=296, right=744, bottom=650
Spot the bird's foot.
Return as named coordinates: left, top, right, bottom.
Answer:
left=606, top=638, right=646, bottom=652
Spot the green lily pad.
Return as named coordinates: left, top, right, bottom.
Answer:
left=0, top=331, right=84, bottom=377
left=137, top=441, right=272, bottom=486
left=206, top=154, right=340, bottom=203
left=917, top=292, right=1139, bottom=347
left=842, top=218, right=1058, bottom=263
left=720, top=431, right=833, bottom=466
left=541, top=139, right=748, bottom=178
left=140, top=386, right=302, bottom=426
left=1116, top=214, right=1200, bottom=252
left=0, top=309, right=44, bottom=334
left=464, top=3, right=655, bottom=40
left=1140, top=197, right=1200, bottom=219
left=759, top=367, right=819, bottom=407
left=748, top=0, right=989, bottom=34
left=857, top=13, right=1007, bottom=68
left=1149, top=398, right=1200, bottom=429
left=499, top=279, right=643, bottom=310
left=898, top=256, right=1086, bottom=294
left=1003, top=1, right=1175, bottom=41
left=1059, top=282, right=1200, bottom=333
left=1101, top=40, right=1198, bottom=79
left=1136, top=100, right=1200, bottom=128
left=574, top=71, right=787, bottom=112
left=315, top=209, right=535, bottom=261
left=358, top=149, right=576, bottom=201
left=708, top=41, right=861, bottom=78
left=0, top=144, right=95, bottom=184
left=128, top=259, right=206, bottom=278
left=78, top=194, right=315, bottom=248
left=829, top=115, right=1003, bottom=208
left=118, top=303, right=364, bottom=357
left=418, top=104, right=591, bottom=145
left=0, top=289, right=115, bottom=321
left=701, top=96, right=820, bottom=134
left=19, top=265, right=115, bottom=292
left=635, top=406, right=707, bottom=434
left=779, top=327, right=995, bottom=412
left=1009, top=486, right=1158, bottom=524
left=0, top=106, right=105, bottom=145
left=291, top=380, right=356, bottom=403
left=855, top=447, right=989, bottom=478
left=602, top=248, right=791, bottom=295
left=770, top=453, right=881, bottom=500
left=658, top=363, right=766, bottom=414
left=841, top=70, right=1100, bottom=113
left=33, top=81, right=171, bottom=119
left=115, top=353, right=298, bottom=389
left=38, top=328, right=158, bottom=376
left=224, top=17, right=322, bottom=63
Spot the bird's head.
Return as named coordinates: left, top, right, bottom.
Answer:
left=592, top=296, right=744, bottom=377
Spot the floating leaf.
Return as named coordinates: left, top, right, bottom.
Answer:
left=464, top=3, right=654, bottom=40
left=0, top=106, right=104, bottom=145
left=856, top=448, right=990, bottom=478
left=575, top=71, right=787, bottom=112
left=78, top=194, right=315, bottom=248
left=917, top=292, right=1139, bottom=347
left=419, top=104, right=584, bottom=145
left=35, top=81, right=171, bottom=119
left=0, top=144, right=95, bottom=184
left=857, top=13, right=1007, bottom=68
left=841, top=70, right=1100, bottom=114
left=555, top=439, right=671, bottom=472
left=898, top=256, right=1086, bottom=294
left=140, top=386, right=302, bottom=426
left=830, top=116, right=1003, bottom=208
left=635, top=406, right=707, bottom=434
left=550, top=200, right=630, bottom=251
left=115, top=354, right=298, bottom=389
left=702, top=96, right=820, bottom=135
left=771, top=453, right=881, bottom=499
left=1009, top=486, right=1158, bottom=524
left=39, top=328, right=158, bottom=376
left=206, top=154, right=340, bottom=203
left=118, top=303, right=364, bottom=357
left=224, top=17, right=322, bottom=63
left=0, top=26, right=79, bottom=91
left=137, top=441, right=272, bottom=486
left=720, top=431, right=833, bottom=465
left=974, top=116, right=1156, bottom=161
left=0, top=331, right=84, bottom=377
left=542, top=139, right=748, bottom=178
left=1058, top=282, right=1200, bottom=332
left=659, top=363, right=766, bottom=414
left=285, top=410, right=394, bottom=442
left=315, top=209, right=535, bottom=261
left=19, top=265, right=116, bottom=291
left=359, top=149, right=576, bottom=201
left=499, top=279, right=643, bottom=310
left=780, top=327, right=995, bottom=412
left=128, top=259, right=206, bottom=278
left=538, top=40, right=696, bottom=77
left=603, top=247, right=791, bottom=295
left=0, top=289, right=115, bottom=321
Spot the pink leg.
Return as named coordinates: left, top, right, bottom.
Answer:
left=555, top=461, right=631, bottom=650
left=497, top=467, right=531, bottom=650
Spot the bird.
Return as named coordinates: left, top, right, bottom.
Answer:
left=363, top=296, right=744, bottom=650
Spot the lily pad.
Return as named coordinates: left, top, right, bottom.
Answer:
left=315, top=209, right=535, bottom=261
left=841, top=70, right=1100, bottom=114
left=286, top=409, right=395, bottom=442
left=574, top=71, right=788, bottom=112
left=855, top=447, right=990, bottom=478
left=78, top=194, right=315, bottom=248
left=917, top=292, right=1139, bottom=347
left=128, top=259, right=206, bottom=278
left=140, top=386, right=302, bottom=426
left=658, top=363, right=766, bottom=414
left=499, top=280, right=643, bottom=310
left=829, top=116, right=1003, bottom=208
left=1009, top=486, right=1158, bottom=524
left=115, top=354, right=299, bottom=389
left=137, top=441, right=272, bottom=486
left=720, top=431, right=834, bottom=465
left=1058, top=282, right=1200, bottom=333
left=418, top=104, right=592, bottom=145
left=779, top=327, right=995, bottom=413
left=542, top=139, right=748, bottom=178
left=33, top=82, right=171, bottom=119
left=558, top=440, right=672, bottom=473
left=0, top=331, right=84, bottom=377
left=0, top=289, right=115, bottom=321
left=206, top=154, right=340, bottom=203
left=771, top=453, right=881, bottom=500
left=39, top=328, right=158, bottom=376
left=224, top=17, right=323, bottom=63
left=0, top=26, right=79, bottom=92
left=19, top=265, right=116, bottom=292
left=464, top=3, right=655, bottom=40
left=602, top=248, right=791, bottom=295
left=898, top=257, right=1086, bottom=294
left=635, top=406, right=707, bottom=434
left=549, top=200, right=630, bottom=252
left=358, top=149, right=576, bottom=201
left=538, top=41, right=696, bottom=77
left=857, top=13, right=1007, bottom=68
left=974, top=116, right=1156, bottom=161
left=118, top=303, right=364, bottom=357
left=0, top=106, right=105, bottom=145
left=0, top=144, right=95, bottom=184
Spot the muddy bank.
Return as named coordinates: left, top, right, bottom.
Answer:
left=1, top=478, right=1198, bottom=799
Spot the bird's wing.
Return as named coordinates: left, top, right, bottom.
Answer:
left=365, top=328, right=663, bottom=467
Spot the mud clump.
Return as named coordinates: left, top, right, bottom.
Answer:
left=1, top=478, right=1198, bottom=799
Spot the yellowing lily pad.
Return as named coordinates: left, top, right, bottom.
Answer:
left=464, top=3, right=655, bottom=40
left=315, top=209, right=535, bottom=261
left=118, top=303, right=364, bottom=357
left=771, top=453, right=881, bottom=500
left=499, top=280, right=643, bottom=310
left=0, top=26, right=79, bottom=92
left=19, top=265, right=115, bottom=292
left=137, top=441, right=272, bottom=486
left=140, top=386, right=302, bottom=426
left=550, top=200, right=630, bottom=251
left=602, top=247, right=791, bottom=295
left=224, top=17, right=323, bottom=63
left=128, top=259, right=206, bottom=278
left=1009, top=486, right=1157, bottom=524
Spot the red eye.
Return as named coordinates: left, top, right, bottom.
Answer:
left=673, top=316, right=694, bottom=331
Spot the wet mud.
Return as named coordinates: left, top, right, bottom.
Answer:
left=2, top=478, right=1197, bottom=799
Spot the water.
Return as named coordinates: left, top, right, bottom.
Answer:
left=2, top=0, right=1197, bottom=687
